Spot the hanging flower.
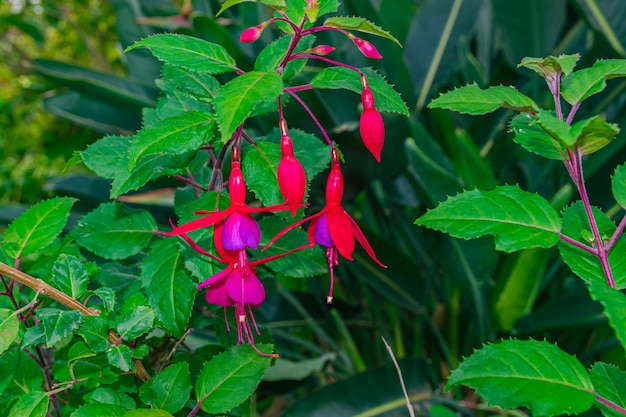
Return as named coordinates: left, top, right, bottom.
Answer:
left=360, top=75, right=385, bottom=162
left=240, top=22, right=267, bottom=43
left=265, top=148, right=386, bottom=303
left=277, top=119, right=307, bottom=216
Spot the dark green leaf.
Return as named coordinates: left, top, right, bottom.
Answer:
left=0, top=308, right=19, bottom=354
left=509, top=114, right=565, bottom=160
left=116, top=306, right=155, bottom=341
left=141, top=239, right=195, bottom=338
left=7, top=391, right=48, bottom=417
left=428, top=83, right=538, bottom=115
left=121, top=410, right=174, bottom=417
left=3, top=197, right=76, bottom=259
left=310, top=67, right=409, bottom=115
left=264, top=353, right=336, bottom=381
left=127, top=34, right=236, bottom=74
left=106, top=345, right=135, bottom=372
left=415, top=186, right=561, bottom=252
left=70, top=404, right=127, bottom=417
left=139, top=362, right=191, bottom=414
left=612, top=163, right=626, bottom=207
left=92, top=287, right=116, bottom=313
left=518, top=54, right=580, bottom=78
left=196, top=344, right=273, bottom=414
left=71, top=203, right=157, bottom=260
left=77, top=316, right=111, bottom=353
left=214, top=71, right=284, bottom=142
left=21, top=325, right=45, bottom=350
left=590, top=363, right=626, bottom=417
left=446, top=339, right=594, bottom=416
left=37, top=309, right=84, bottom=348
left=84, top=387, right=135, bottom=410
left=587, top=281, right=626, bottom=350
left=562, top=59, right=626, bottom=104
left=576, top=1, right=626, bottom=56
left=161, top=65, right=220, bottom=104
left=68, top=341, right=95, bottom=362
left=255, top=35, right=315, bottom=81
left=51, top=254, right=89, bottom=301
left=324, top=16, right=401, bottom=46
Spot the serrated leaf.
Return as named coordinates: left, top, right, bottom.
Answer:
left=139, top=362, right=191, bottom=414
left=324, top=16, right=401, bottom=46
left=161, top=65, right=220, bottom=103
left=116, top=306, right=155, bottom=341
left=122, top=410, right=175, bottom=417
left=518, top=54, right=580, bottom=78
left=22, top=325, right=45, bottom=350
left=129, top=112, right=215, bottom=167
left=77, top=316, right=111, bottom=353
left=127, top=34, right=236, bottom=74
left=214, top=71, right=284, bottom=142
left=509, top=114, right=565, bottom=160
left=590, top=363, right=626, bottom=417
left=7, top=391, right=48, bottom=417
left=141, top=239, right=195, bottom=338
left=558, top=202, right=626, bottom=289
left=0, top=308, right=19, bottom=354
left=571, top=116, right=619, bottom=155
left=310, top=67, right=409, bottom=115
left=612, top=164, right=626, bottom=207
left=196, top=344, right=273, bottom=414
left=71, top=203, right=157, bottom=260
left=37, top=309, right=84, bottom=348
left=70, top=404, right=127, bottom=417
left=535, top=109, right=575, bottom=146
left=446, top=339, right=594, bottom=416
left=429, top=83, right=538, bottom=115
left=587, top=281, right=626, bottom=350
left=92, top=287, right=116, bottom=313
left=415, top=186, right=561, bottom=252
left=84, top=387, right=135, bottom=410
left=216, top=0, right=286, bottom=16
left=3, top=197, right=76, bottom=259
left=106, top=345, right=135, bottom=372
left=255, top=35, right=315, bottom=81
left=52, top=254, right=89, bottom=301
left=561, top=59, right=626, bottom=104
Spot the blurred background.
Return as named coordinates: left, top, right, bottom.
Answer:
left=2, top=0, right=626, bottom=415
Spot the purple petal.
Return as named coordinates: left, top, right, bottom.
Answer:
left=313, top=213, right=333, bottom=247
left=222, top=211, right=261, bottom=250
left=226, top=266, right=265, bottom=305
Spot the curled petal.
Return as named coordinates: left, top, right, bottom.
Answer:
left=226, top=267, right=266, bottom=305
left=326, top=206, right=355, bottom=260
left=349, top=216, right=386, bottom=268
left=197, top=263, right=233, bottom=290
left=222, top=211, right=261, bottom=251
left=163, top=209, right=230, bottom=236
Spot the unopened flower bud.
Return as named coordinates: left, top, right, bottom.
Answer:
left=349, top=35, right=382, bottom=59
left=308, top=45, right=336, bottom=56
left=360, top=85, right=385, bottom=162
left=277, top=121, right=307, bottom=216
left=240, top=23, right=266, bottom=43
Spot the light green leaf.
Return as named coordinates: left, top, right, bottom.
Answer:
left=216, top=0, right=286, bottom=16
left=37, top=308, right=84, bottom=347
left=161, top=65, right=220, bottom=104
left=106, top=344, right=135, bottom=372
left=509, top=114, right=565, bottom=160
left=141, top=239, right=195, bottom=338
left=310, top=67, right=409, bottom=115
left=127, top=34, right=236, bottom=74
left=129, top=112, right=215, bottom=167
left=196, top=344, right=274, bottom=414
left=590, top=363, right=626, bottom=417
left=8, top=391, right=48, bottom=417
left=264, top=352, right=336, bottom=381
left=429, top=83, right=538, bottom=115
left=71, top=203, right=157, bottom=260
left=535, top=109, right=575, bottom=146
left=587, top=281, right=626, bottom=350
left=324, top=16, right=401, bottom=46
left=214, top=71, right=283, bottom=142
left=70, top=404, right=127, bottom=417
left=139, top=362, right=191, bottom=414
left=83, top=387, right=135, bottom=410
left=3, top=197, right=76, bottom=259
left=0, top=308, right=19, bottom=354
left=612, top=163, right=626, bottom=207
left=116, top=306, right=154, bottom=341
left=52, top=254, right=89, bottom=301
left=77, top=316, right=111, bottom=353
left=415, top=186, right=561, bottom=252
left=92, top=287, right=116, bottom=313
left=518, top=54, right=580, bottom=78
left=571, top=116, right=619, bottom=155
left=254, top=35, right=315, bottom=81
left=561, top=59, right=626, bottom=104
left=446, top=339, right=594, bottom=416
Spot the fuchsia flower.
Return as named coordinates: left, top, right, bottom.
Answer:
left=359, top=75, right=385, bottom=162
left=347, top=33, right=383, bottom=59
left=240, top=23, right=267, bottom=43
left=307, top=45, right=336, bottom=56
left=277, top=119, right=307, bottom=216
left=266, top=148, right=386, bottom=303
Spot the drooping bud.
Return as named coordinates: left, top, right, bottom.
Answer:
left=277, top=119, right=307, bottom=216
left=359, top=78, right=385, bottom=162
left=348, top=34, right=382, bottom=59
left=240, top=23, right=266, bottom=43
left=307, top=45, right=336, bottom=56
left=325, top=148, right=344, bottom=205
left=228, top=147, right=247, bottom=205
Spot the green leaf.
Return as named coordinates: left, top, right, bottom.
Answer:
left=324, top=16, right=401, bottom=46
left=0, top=309, right=19, bottom=354
left=127, top=34, right=236, bottom=74
left=590, top=363, right=626, bottom=417
left=7, top=391, right=48, bottom=417
left=21, top=325, right=45, bottom=350
left=612, top=163, right=626, bottom=207
left=196, top=344, right=274, bottom=414
left=70, top=404, right=127, bottom=417
left=77, top=316, right=111, bottom=353
left=587, top=281, right=626, bottom=351
left=509, top=114, right=565, bottom=160
left=161, top=65, right=220, bottom=104
left=84, top=387, right=135, bottom=410
left=254, top=35, right=315, bottom=81
left=310, top=67, right=409, bottom=115
left=71, top=203, right=157, bottom=260
left=68, top=341, right=95, bottom=362
left=571, top=116, right=619, bottom=155
left=518, top=54, right=580, bottom=78
left=562, top=59, right=626, bottom=104
left=116, top=305, right=155, bottom=341
left=3, top=197, right=76, bottom=259
left=577, top=1, right=626, bottom=56
left=129, top=112, right=215, bottom=167
left=122, top=410, right=174, bottom=417
left=264, top=352, right=336, bottom=381
left=216, top=0, right=286, bottom=16
left=92, top=287, right=116, bottom=313
left=428, top=83, right=538, bottom=115
left=446, top=339, right=594, bottom=416
left=141, top=239, right=195, bottom=338
left=139, top=362, right=191, bottom=414
left=558, top=202, right=626, bottom=289
left=214, top=71, right=284, bottom=142
left=106, top=344, right=135, bottom=372
left=37, top=309, right=84, bottom=348
left=415, top=186, right=562, bottom=252
left=535, top=109, right=575, bottom=146
left=51, top=254, right=89, bottom=301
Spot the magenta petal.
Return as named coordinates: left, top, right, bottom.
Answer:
left=226, top=267, right=266, bottom=305
left=197, top=264, right=232, bottom=290
left=206, top=279, right=232, bottom=307
left=222, top=212, right=261, bottom=250
left=313, top=213, right=333, bottom=247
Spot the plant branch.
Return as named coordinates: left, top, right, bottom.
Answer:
left=382, top=336, right=415, bottom=417
left=559, top=233, right=597, bottom=254
left=286, top=90, right=334, bottom=147
left=596, top=393, right=626, bottom=415
left=606, top=212, right=626, bottom=252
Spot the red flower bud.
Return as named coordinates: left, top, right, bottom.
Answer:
left=277, top=122, right=306, bottom=216
left=350, top=35, right=382, bottom=59
left=308, top=45, right=335, bottom=56
left=240, top=23, right=265, bottom=43
left=360, top=85, right=385, bottom=162
left=229, top=147, right=248, bottom=205
left=325, top=149, right=344, bottom=205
